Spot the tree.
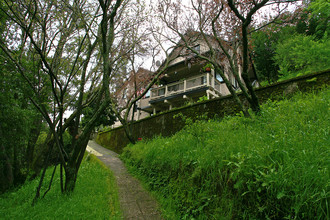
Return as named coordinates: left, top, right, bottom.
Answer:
left=305, top=0, right=329, bottom=39
left=250, top=30, right=279, bottom=83
left=1, top=0, right=100, bottom=198
left=274, top=34, right=330, bottom=77
left=157, top=0, right=298, bottom=116
left=0, top=0, right=149, bottom=199
left=251, top=0, right=329, bottom=81
left=250, top=0, right=329, bottom=83
left=101, top=2, right=182, bottom=144
left=250, top=24, right=296, bottom=83
left=0, top=0, right=48, bottom=193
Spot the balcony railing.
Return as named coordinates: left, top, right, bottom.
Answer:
left=150, top=73, right=222, bottom=100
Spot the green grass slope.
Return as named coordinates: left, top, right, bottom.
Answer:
left=0, top=154, right=122, bottom=219
left=122, top=88, right=330, bottom=219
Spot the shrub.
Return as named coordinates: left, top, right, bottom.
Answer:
left=274, top=35, right=330, bottom=80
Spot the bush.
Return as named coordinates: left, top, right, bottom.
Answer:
left=274, top=35, right=330, bottom=80
left=122, top=88, right=330, bottom=219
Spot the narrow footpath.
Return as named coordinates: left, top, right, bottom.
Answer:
left=86, top=141, right=163, bottom=220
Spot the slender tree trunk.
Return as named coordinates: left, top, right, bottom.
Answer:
left=128, top=102, right=137, bottom=143
left=0, top=142, right=14, bottom=192
left=42, top=165, right=57, bottom=198
left=241, top=25, right=260, bottom=113
left=123, top=121, right=136, bottom=144
left=116, top=111, right=136, bottom=144
left=214, top=65, right=250, bottom=117
left=33, top=139, right=54, bottom=204
left=12, top=141, right=21, bottom=184
left=60, top=163, right=64, bottom=193
left=26, top=116, right=42, bottom=171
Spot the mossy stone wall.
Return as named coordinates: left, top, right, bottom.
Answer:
left=96, top=70, right=329, bottom=153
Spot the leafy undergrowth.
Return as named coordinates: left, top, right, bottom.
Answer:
left=122, top=88, right=330, bottom=219
left=0, top=154, right=122, bottom=219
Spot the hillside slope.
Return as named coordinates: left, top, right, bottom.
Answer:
left=122, top=88, right=330, bottom=219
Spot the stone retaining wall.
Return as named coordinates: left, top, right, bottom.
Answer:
left=96, top=70, right=329, bottom=153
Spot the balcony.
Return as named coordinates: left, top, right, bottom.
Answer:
left=150, top=72, right=223, bottom=100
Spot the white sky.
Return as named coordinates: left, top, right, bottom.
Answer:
left=140, top=0, right=301, bottom=69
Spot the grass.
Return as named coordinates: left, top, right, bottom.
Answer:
left=121, top=88, right=330, bottom=219
left=0, top=154, right=122, bottom=219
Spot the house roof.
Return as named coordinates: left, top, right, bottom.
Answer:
left=156, top=30, right=258, bottom=83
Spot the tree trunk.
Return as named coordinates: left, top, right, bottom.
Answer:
left=63, top=134, right=90, bottom=193
left=64, top=165, right=77, bottom=192
left=33, top=139, right=54, bottom=204
left=26, top=115, right=42, bottom=171
left=0, top=142, right=14, bottom=193
left=13, top=141, right=25, bottom=185
left=120, top=119, right=136, bottom=144
left=241, top=24, right=260, bottom=113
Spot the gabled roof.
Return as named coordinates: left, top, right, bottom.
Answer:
left=157, top=30, right=232, bottom=70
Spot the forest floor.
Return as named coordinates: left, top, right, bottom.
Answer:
left=86, top=141, right=163, bottom=220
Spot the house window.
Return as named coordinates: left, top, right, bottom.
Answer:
left=201, top=76, right=207, bottom=84
left=123, top=88, right=127, bottom=99
left=192, top=45, right=200, bottom=53
left=158, top=88, right=165, bottom=96
left=215, top=72, right=224, bottom=83
left=233, top=78, right=239, bottom=89
left=145, top=90, right=150, bottom=98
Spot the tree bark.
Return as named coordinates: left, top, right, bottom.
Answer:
left=63, top=134, right=90, bottom=192
left=26, top=115, right=42, bottom=171
left=241, top=24, right=260, bottom=113
left=64, top=165, right=77, bottom=192
left=33, top=139, right=54, bottom=204
left=0, top=142, right=14, bottom=193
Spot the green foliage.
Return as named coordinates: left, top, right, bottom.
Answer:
left=0, top=40, right=46, bottom=190
left=309, top=0, right=330, bottom=39
left=0, top=154, right=122, bottom=219
left=251, top=27, right=282, bottom=83
left=251, top=23, right=299, bottom=83
left=0, top=5, right=53, bottom=190
left=197, top=95, right=209, bottom=103
left=121, top=88, right=330, bottom=219
left=274, top=35, right=330, bottom=80
left=81, top=103, right=116, bottom=129
left=202, top=63, right=213, bottom=72
left=252, top=1, right=329, bottom=84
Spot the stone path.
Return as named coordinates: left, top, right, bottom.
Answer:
left=86, top=141, right=163, bottom=220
